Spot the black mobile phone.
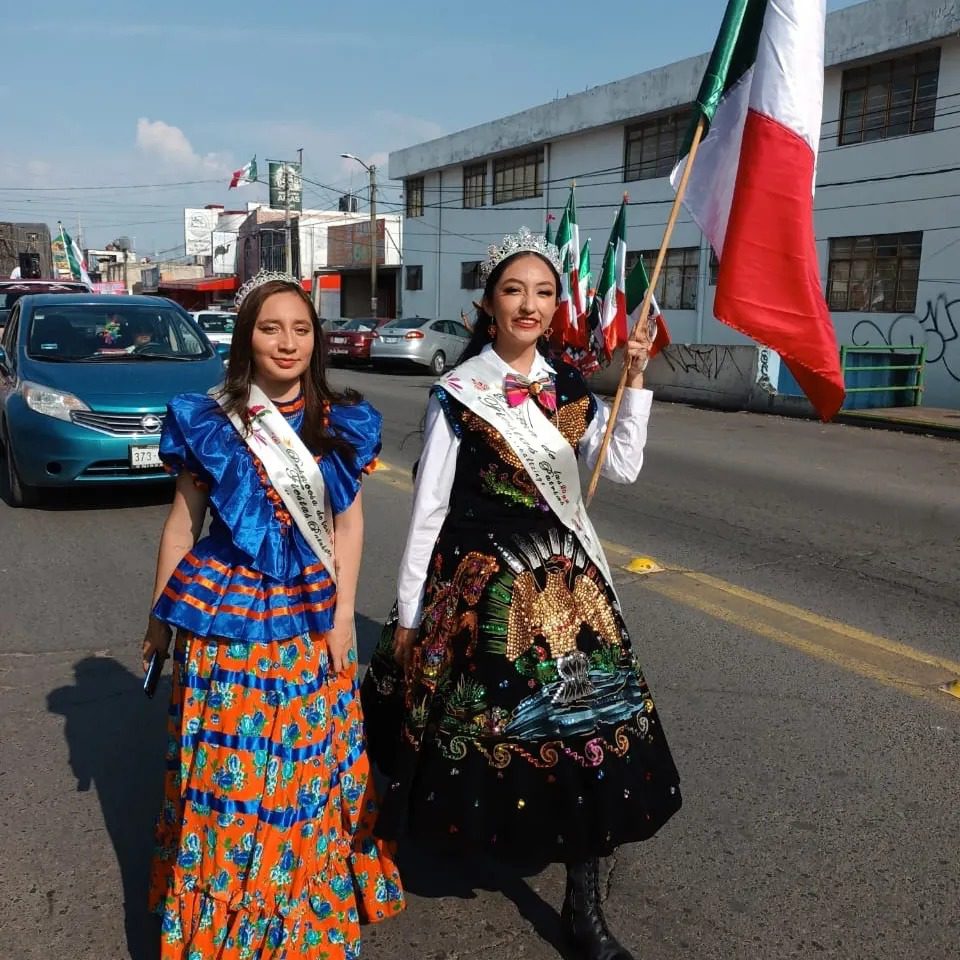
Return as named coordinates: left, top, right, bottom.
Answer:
left=143, top=650, right=167, bottom=698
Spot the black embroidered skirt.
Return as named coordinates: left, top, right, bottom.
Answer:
left=363, top=517, right=682, bottom=864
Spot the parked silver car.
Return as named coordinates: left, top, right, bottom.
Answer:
left=370, top=317, right=470, bottom=374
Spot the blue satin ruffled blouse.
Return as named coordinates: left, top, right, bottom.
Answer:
left=151, top=392, right=381, bottom=642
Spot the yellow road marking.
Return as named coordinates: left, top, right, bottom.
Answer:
left=369, top=459, right=960, bottom=705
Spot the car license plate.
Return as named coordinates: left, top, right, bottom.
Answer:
left=382, top=336, right=398, bottom=344
left=329, top=346, right=347, bottom=355
left=129, top=444, right=163, bottom=470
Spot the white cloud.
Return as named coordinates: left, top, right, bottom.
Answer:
left=135, top=118, right=228, bottom=174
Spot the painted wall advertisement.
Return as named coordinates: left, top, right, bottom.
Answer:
left=211, top=231, right=238, bottom=275
left=184, top=208, right=220, bottom=257
left=268, top=161, right=302, bottom=212
left=326, top=220, right=385, bottom=268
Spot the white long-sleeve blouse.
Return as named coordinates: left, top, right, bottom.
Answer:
left=396, top=345, right=653, bottom=629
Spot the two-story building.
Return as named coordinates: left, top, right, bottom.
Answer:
left=390, top=0, right=960, bottom=408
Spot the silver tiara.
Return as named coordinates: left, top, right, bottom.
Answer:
left=479, top=226, right=563, bottom=285
left=235, top=269, right=301, bottom=309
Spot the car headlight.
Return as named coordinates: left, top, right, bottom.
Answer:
left=21, top=381, right=90, bottom=422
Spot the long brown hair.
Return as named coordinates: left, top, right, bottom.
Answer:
left=220, top=279, right=360, bottom=459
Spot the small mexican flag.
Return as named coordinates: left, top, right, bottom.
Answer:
left=58, top=222, right=91, bottom=286
left=553, top=187, right=584, bottom=347
left=625, top=255, right=670, bottom=357
left=577, top=237, right=592, bottom=318
left=545, top=212, right=556, bottom=246
left=229, top=156, right=257, bottom=189
left=587, top=198, right=628, bottom=362
left=672, top=0, right=843, bottom=419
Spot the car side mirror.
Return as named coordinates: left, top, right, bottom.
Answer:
left=215, top=342, right=231, bottom=361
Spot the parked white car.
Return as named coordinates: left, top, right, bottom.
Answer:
left=190, top=311, right=235, bottom=346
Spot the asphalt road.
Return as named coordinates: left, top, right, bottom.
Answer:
left=1, top=367, right=958, bottom=960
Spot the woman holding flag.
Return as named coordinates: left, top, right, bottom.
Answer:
left=141, top=271, right=404, bottom=958
left=363, top=228, right=681, bottom=960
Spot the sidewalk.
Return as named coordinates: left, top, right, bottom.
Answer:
left=835, top=405, right=960, bottom=440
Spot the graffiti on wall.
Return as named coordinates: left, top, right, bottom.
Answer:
left=661, top=344, right=744, bottom=381
left=851, top=294, right=960, bottom=383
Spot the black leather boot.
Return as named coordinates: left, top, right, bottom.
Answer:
left=560, top=859, right=635, bottom=960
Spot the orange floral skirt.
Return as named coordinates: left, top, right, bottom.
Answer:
left=149, top=631, right=404, bottom=959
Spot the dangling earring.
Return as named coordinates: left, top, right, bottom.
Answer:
left=488, top=323, right=497, bottom=339
left=544, top=327, right=553, bottom=338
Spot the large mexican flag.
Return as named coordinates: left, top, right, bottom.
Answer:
left=672, top=0, right=844, bottom=420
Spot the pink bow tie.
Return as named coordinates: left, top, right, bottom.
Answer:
left=504, top=373, right=558, bottom=412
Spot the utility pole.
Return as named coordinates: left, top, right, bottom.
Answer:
left=340, top=152, right=378, bottom=316
left=283, top=163, right=292, bottom=276
left=369, top=163, right=378, bottom=317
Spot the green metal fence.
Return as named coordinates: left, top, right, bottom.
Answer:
left=840, top=345, right=926, bottom=409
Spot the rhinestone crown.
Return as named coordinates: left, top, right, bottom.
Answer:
left=235, top=269, right=301, bottom=310
left=480, top=227, right=563, bottom=285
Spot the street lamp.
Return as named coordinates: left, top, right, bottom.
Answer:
left=341, top=153, right=378, bottom=317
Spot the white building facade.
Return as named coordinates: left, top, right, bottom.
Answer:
left=389, top=0, right=960, bottom=409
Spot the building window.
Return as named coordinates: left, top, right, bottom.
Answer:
left=463, top=162, right=487, bottom=208
left=624, top=110, right=692, bottom=181
left=492, top=149, right=544, bottom=204
left=405, top=177, right=424, bottom=218
left=405, top=265, right=423, bottom=291
left=628, top=247, right=699, bottom=309
left=461, top=261, right=482, bottom=290
left=709, top=249, right=720, bottom=286
left=260, top=229, right=287, bottom=272
left=826, top=232, right=922, bottom=313
left=839, top=48, right=940, bottom=145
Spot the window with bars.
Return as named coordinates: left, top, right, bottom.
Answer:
left=405, top=177, right=424, bottom=218
left=461, top=261, right=482, bottom=290
left=826, top=232, right=922, bottom=313
left=405, top=265, right=423, bottom=291
left=708, top=249, right=720, bottom=286
left=628, top=247, right=700, bottom=309
left=463, top=162, right=487, bottom=208
left=839, top=48, right=940, bottom=145
left=492, top=149, right=544, bottom=204
left=624, top=110, right=692, bottom=181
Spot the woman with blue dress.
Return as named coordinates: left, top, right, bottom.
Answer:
left=141, top=272, right=404, bottom=959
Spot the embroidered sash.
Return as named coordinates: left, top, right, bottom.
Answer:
left=219, top=384, right=337, bottom=584
left=440, top=353, right=616, bottom=596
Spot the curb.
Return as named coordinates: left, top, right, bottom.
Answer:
left=833, top=412, right=960, bottom=441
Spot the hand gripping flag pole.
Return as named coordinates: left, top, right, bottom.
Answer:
left=585, top=115, right=707, bottom=506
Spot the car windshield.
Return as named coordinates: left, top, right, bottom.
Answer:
left=341, top=318, right=375, bottom=332
left=26, top=304, right=211, bottom=361
left=384, top=318, right=428, bottom=330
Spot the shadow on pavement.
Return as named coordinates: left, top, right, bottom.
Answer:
left=397, top=846, right=576, bottom=957
left=48, top=656, right=167, bottom=960
left=356, top=612, right=384, bottom=670
left=27, top=481, right=175, bottom=513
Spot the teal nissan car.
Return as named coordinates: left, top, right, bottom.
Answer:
left=0, top=294, right=225, bottom=506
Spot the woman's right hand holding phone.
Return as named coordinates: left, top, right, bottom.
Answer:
left=142, top=616, right=173, bottom=673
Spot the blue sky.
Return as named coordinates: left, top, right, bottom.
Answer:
left=0, top=0, right=864, bottom=254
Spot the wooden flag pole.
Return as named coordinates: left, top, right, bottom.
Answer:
left=585, top=114, right=708, bottom=505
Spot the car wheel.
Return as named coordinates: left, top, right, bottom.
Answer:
left=429, top=351, right=446, bottom=375
left=1, top=420, right=39, bottom=508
